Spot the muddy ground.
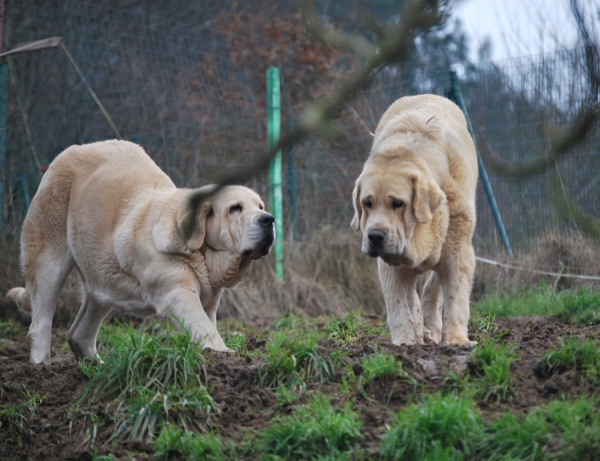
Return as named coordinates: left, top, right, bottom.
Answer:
left=1, top=297, right=599, bottom=460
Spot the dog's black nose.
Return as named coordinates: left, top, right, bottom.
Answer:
left=259, top=213, right=275, bottom=226
left=368, top=229, right=386, bottom=247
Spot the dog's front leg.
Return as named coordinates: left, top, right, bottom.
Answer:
left=156, top=288, right=231, bottom=352
left=377, top=259, right=424, bottom=345
left=438, top=244, right=476, bottom=346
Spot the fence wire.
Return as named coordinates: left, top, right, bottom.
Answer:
left=3, top=0, right=599, bottom=254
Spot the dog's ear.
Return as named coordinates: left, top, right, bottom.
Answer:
left=350, top=180, right=362, bottom=231
left=178, top=200, right=213, bottom=251
left=177, top=186, right=217, bottom=251
left=412, top=173, right=446, bottom=224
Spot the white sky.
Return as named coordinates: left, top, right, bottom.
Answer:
left=451, top=0, right=597, bottom=62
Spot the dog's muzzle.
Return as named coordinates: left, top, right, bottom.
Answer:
left=256, top=213, right=275, bottom=257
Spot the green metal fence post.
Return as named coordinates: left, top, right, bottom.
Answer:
left=0, top=63, right=7, bottom=232
left=447, top=70, right=514, bottom=259
left=267, top=67, right=284, bottom=279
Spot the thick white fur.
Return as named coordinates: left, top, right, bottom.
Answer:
left=7, top=140, right=274, bottom=363
left=351, top=94, right=478, bottom=346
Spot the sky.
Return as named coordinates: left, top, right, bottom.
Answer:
left=451, top=0, right=596, bottom=62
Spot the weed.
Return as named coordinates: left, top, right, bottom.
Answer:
left=360, top=350, right=403, bottom=385
left=256, top=395, right=362, bottom=459
left=0, top=386, right=46, bottom=428
left=381, top=393, right=481, bottom=460
left=557, top=287, right=600, bottom=325
left=268, top=313, right=309, bottom=331
left=474, top=410, right=549, bottom=461
left=0, top=321, right=26, bottom=338
left=257, top=331, right=343, bottom=389
left=274, top=385, right=300, bottom=407
left=472, top=283, right=600, bottom=325
left=75, top=321, right=218, bottom=442
left=469, top=340, right=517, bottom=402
left=223, top=331, right=247, bottom=352
left=468, top=315, right=499, bottom=342
left=472, top=283, right=562, bottom=319
left=154, top=425, right=226, bottom=461
left=326, top=312, right=364, bottom=345
left=539, top=337, right=600, bottom=384
left=543, top=397, right=600, bottom=458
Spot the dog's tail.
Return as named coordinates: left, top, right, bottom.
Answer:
left=6, top=287, right=32, bottom=316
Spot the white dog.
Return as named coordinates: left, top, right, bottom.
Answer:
left=351, top=94, right=478, bottom=346
left=8, top=140, right=274, bottom=363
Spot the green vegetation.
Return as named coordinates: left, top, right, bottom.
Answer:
left=76, top=320, right=218, bottom=442
left=472, top=282, right=600, bottom=324
left=255, top=395, right=362, bottom=459
left=557, top=287, right=600, bottom=324
left=154, top=425, right=227, bottom=461
left=539, top=337, right=600, bottom=385
left=326, top=312, right=364, bottom=345
left=360, top=349, right=403, bottom=384
left=257, top=331, right=344, bottom=389
left=61, top=296, right=600, bottom=459
left=382, top=394, right=600, bottom=461
left=0, top=321, right=27, bottom=339
left=382, top=393, right=480, bottom=460
left=469, top=340, right=518, bottom=402
left=0, top=386, right=45, bottom=428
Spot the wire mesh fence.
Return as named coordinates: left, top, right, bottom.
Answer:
left=3, top=0, right=599, bottom=256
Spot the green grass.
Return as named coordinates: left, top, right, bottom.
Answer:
left=326, top=313, right=364, bottom=345
left=557, top=287, right=600, bottom=324
left=257, top=330, right=343, bottom=389
left=472, top=283, right=600, bottom=324
left=381, top=393, right=481, bottom=460
left=539, top=337, right=600, bottom=385
left=381, top=393, right=600, bottom=460
left=468, top=340, right=518, bottom=402
left=0, top=385, right=46, bottom=428
left=360, top=349, right=403, bottom=384
left=0, top=320, right=27, bottom=339
left=76, top=320, right=218, bottom=442
left=255, top=395, right=362, bottom=459
left=154, top=425, right=227, bottom=460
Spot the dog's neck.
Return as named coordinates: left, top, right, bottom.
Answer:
left=200, top=246, right=252, bottom=289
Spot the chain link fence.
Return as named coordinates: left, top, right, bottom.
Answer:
left=3, top=0, right=599, bottom=255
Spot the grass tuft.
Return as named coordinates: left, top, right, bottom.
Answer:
left=381, top=393, right=481, bottom=460
left=154, top=425, right=226, bottom=460
left=257, top=331, right=344, bottom=389
left=256, top=395, right=362, bottom=459
left=538, top=337, right=600, bottom=385
left=468, top=340, right=518, bottom=402
left=75, top=320, right=218, bottom=442
left=360, top=349, right=403, bottom=385
left=557, top=287, right=600, bottom=324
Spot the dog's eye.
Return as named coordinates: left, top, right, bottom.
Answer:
left=230, top=204, right=243, bottom=214
left=365, top=199, right=373, bottom=210
left=392, top=200, right=404, bottom=210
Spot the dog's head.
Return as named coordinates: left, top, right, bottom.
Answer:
left=178, top=185, right=275, bottom=259
left=351, top=156, right=445, bottom=267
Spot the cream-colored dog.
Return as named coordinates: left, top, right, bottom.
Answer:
left=351, top=94, right=478, bottom=346
left=8, top=140, right=275, bottom=363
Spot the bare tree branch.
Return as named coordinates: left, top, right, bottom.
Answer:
left=478, top=0, right=599, bottom=179
left=180, top=0, right=444, bottom=237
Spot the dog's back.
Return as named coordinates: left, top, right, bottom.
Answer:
left=7, top=140, right=173, bottom=362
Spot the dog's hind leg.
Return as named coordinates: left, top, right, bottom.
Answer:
left=67, top=291, right=113, bottom=360
left=421, top=271, right=443, bottom=344
left=25, top=247, right=74, bottom=363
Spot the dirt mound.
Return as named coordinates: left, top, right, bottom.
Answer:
left=1, top=316, right=599, bottom=460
